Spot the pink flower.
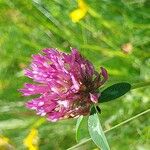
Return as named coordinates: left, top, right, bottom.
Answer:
left=19, top=48, right=108, bottom=122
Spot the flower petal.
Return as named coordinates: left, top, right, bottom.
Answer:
left=89, top=93, right=100, bottom=103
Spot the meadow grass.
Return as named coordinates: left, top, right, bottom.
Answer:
left=0, top=0, right=149, bottom=149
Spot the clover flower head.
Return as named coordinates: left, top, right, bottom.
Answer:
left=20, top=48, right=108, bottom=122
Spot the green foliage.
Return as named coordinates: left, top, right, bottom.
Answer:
left=88, top=107, right=110, bottom=150
left=99, top=82, right=131, bottom=103
left=76, top=116, right=84, bottom=142
left=76, top=116, right=89, bottom=142
left=0, top=0, right=149, bottom=149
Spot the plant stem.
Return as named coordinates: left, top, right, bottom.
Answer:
left=104, top=108, right=150, bottom=133
left=131, top=81, right=150, bottom=90
left=67, top=108, right=150, bottom=150
left=32, top=118, right=46, bottom=128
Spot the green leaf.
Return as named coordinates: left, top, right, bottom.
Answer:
left=76, top=116, right=90, bottom=142
left=99, top=82, right=131, bottom=103
left=76, top=116, right=83, bottom=142
left=88, top=107, right=110, bottom=150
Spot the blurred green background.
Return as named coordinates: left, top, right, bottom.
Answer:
left=0, top=0, right=150, bottom=149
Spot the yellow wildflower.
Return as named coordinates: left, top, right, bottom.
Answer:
left=70, top=0, right=88, bottom=23
left=78, top=0, right=88, bottom=10
left=0, top=136, right=9, bottom=145
left=0, top=135, right=14, bottom=150
left=23, top=128, right=39, bottom=150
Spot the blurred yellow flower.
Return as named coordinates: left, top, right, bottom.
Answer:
left=0, top=135, right=14, bottom=150
left=24, top=128, right=39, bottom=150
left=70, top=0, right=88, bottom=22
left=0, top=136, right=9, bottom=145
